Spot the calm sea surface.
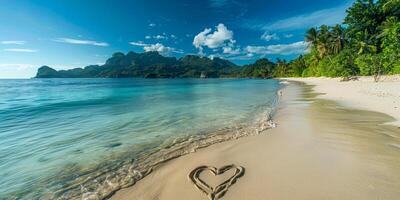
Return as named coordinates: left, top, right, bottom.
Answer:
left=0, top=78, right=280, bottom=199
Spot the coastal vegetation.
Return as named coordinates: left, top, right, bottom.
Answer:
left=282, top=0, right=400, bottom=79
left=36, top=0, right=399, bottom=79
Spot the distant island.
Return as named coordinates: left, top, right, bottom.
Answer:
left=36, top=52, right=275, bottom=78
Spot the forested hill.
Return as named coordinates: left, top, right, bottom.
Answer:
left=36, top=51, right=242, bottom=78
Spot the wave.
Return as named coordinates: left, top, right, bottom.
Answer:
left=4, top=83, right=282, bottom=200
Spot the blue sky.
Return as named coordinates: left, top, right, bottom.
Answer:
left=0, top=0, right=354, bottom=78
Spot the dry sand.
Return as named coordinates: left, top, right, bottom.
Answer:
left=284, top=75, right=400, bottom=127
left=111, top=80, right=400, bottom=200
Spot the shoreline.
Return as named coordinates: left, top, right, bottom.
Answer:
left=55, top=82, right=282, bottom=200
left=111, top=80, right=400, bottom=200
left=283, top=76, right=400, bottom=127
left=1, top=79, right=282, bottom=200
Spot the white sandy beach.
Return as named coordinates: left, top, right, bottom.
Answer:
left=285, top=76, right=400, bottom=127
left=111, top=78, right=400, bottom=200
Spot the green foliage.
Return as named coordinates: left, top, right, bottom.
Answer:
left=241, top=58, right=275, bottom=78
left=273, top=59, right=289, bottom=77
left=355, top=53, right=386, bottom=78
left=345, top=0, right=383, bottom=49
left=355, top=54, right=375, bottom=75
left=283, top=0, right=400, bottom=78
left=317, top=49, right=357, bottom=77
left=287, top=55, right=307, bottom=77
left=381, top=17, right=400, bottom=73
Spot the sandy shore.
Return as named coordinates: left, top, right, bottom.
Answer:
left=111, top=80, right=400, bottom=200
left=284, top=76, right=400, bottom=127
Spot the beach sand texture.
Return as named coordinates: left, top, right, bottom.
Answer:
left=285, top=76, right=400, bottom=127
left=111, top=81, right=400, bottom=200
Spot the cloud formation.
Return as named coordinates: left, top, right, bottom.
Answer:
left=145, top=33, right=177, bottom=40
left=245, top=41, right=308, bottom=55
left=261, top=32, right=279, bottom=41
left=1, top=41, right=26, bottom=45
left=193, top=23, right=235, bottom=54
left=144, top=43, right=183, bottom=54
left=222, top=46, right=241, bottom=55
left=191, top=23, right=307, bottom=59
left=3, top=48, right=37, bottom=52
left=129, top=41, right=147, bottom=46
left=54, top=38, right=109, bottom=47
left=129, top=41, right=182, bottom=55
left=154, top=35, right=167, bottom=40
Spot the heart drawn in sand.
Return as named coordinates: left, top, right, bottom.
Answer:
left=188, top=165, right=245, bottom=200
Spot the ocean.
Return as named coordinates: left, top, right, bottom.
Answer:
left=0, top=78, right=281, bottom=199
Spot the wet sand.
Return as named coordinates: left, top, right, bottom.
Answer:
left=111, top=81, right=400, bottom=200
left=285, top=76, right=400, bottom=127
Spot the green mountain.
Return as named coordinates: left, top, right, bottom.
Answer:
left=36, top=51, right=243, bottom=78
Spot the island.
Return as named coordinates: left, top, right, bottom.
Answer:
left=36, top=52, right=277, bottom=79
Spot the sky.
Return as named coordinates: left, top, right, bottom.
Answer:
left=0, top=0, right=354, bottom=78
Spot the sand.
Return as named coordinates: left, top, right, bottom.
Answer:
left=284, top=75, right=400, bottom=127
left=111, top=80, right=400, bottom=200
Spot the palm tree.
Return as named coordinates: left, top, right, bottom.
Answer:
left=357, top=41, right=376, bottom=55
left=331, top=24, right=345, bottom=54
left=382, top=0, right=400, bottom=14
left=305, top=27, right=318, bottom=47
left=313, top=25, right=331, bottom=58
left=318, top=25, right=330, bottom=36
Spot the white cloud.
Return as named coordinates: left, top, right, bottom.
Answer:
left=245, top=41, right=309, bottom=55
left=129, top=41, right=182, bottom=55
left=3, top=48, right=37, bottom=52
left=145, top=33, right=177, bottom=40
left=143, top=43, right=183, bottom=55
left=222, top=46, right=241, bottom=55
left=1, top=40, right=26, bottom=45
left=246, top=1, right=352, bottom=31
left=129, top=41, right=147, bottom=46
left=154, top=35, right=167, bottom=39
left=193, top=23, right=235, bottom=54
left=261, top=32, right=279, bottom=41
left=143, top=43, right=167, bottom=52
left=54, top=38, right=109, bottom=47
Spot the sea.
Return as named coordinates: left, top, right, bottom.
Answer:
left=0, top=78, right=281, bottom=199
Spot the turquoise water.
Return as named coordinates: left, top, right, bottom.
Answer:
left=0, top=78, right=280, bottom=199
